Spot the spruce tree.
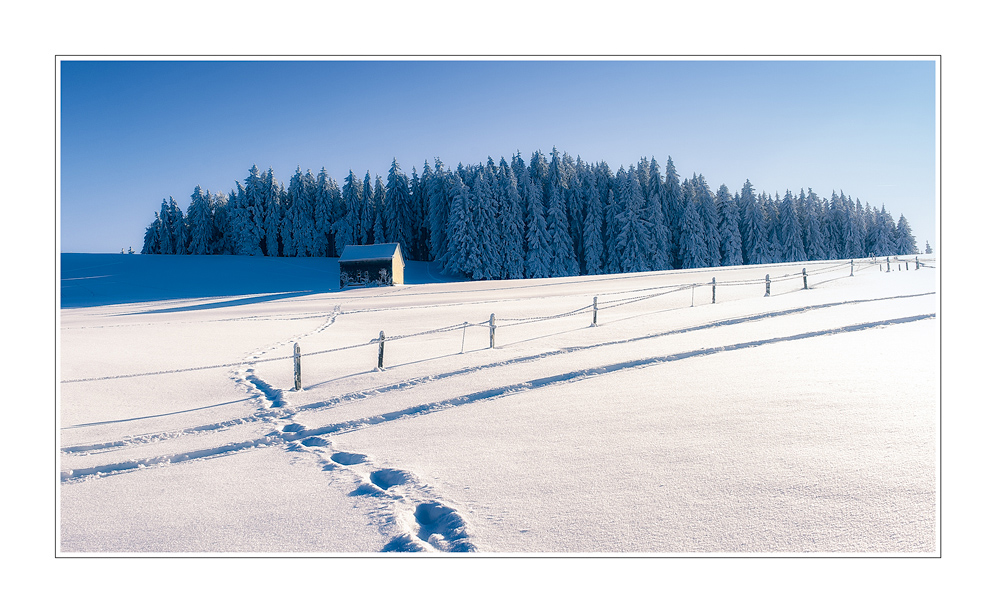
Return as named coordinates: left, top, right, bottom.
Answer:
left=360, top=171, right=376, bottom=245
left=443, top=173, right=480, bottom=278
left=261, top=168, right=283, bottom=256
left=894, top=214, right=918, bottom=255
left=694, top=174, right=721, bottom=267
left=614, top=168, right=651, bottom=273
left=414, top=162, right=433, bottom=260
left=313, top=168, right=335, bottom=257
left=740, top=180, right=764, bottom=265
left=715, top=184, right=743, bottom=266
left=167, top=197, right=187, bottom=255
left=336, top=170, right=362, bottom=254
left=645, top=157, right=671, bottom=269
left=385, top=159, right=412, bottom=257
left=678, top=183, right=708, bottom=269
left=581, top=171, right=605, bottom=275
left=472, top=165, right=501, bottom=280
left=141, top=215, right=159, bottom=254
left=497, top=158, right=525, bottom=279
left=211, top=191, right=232, bottom=255
left=288, top=167, right=317, bottom=256
left=546, top=150, right=579, bottom=277
left=760, top=193, right=779, bottom=263
left=428, top=159, right=450, bottom=261
left=523, top=174, right=552, bottom=278
left=186, top=185, right=213, bottom=256
left=602, top=169, right=626, bottom=274
left=242, top=165, right=265, bottom=256
left=779, top=190, right=806, bottom=262
left=662, top=157, right=683, bottom=267
left=373, top=175, right=387, bottom=245
left=802, top=188, right=828, bottom=261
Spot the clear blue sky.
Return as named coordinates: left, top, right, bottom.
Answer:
left=59, top=58, right=937, bottom=253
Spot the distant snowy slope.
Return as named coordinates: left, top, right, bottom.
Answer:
left=60, top=254, right=463, bottom=308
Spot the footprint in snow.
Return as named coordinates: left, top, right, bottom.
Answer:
left=369, top=468, right=411, bottom=490
left=329, top=451, right=367, bottom=465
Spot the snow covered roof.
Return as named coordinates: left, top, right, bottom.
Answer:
left=338, top=243, right=403, bottom=263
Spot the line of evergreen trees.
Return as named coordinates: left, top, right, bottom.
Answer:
left=142, top=149, right=920, bottom=279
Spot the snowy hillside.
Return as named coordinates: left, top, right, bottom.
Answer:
left=59, top=253, right=938, bottom=554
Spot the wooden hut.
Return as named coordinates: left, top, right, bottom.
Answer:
left=338, top=243, right=405, bottom=288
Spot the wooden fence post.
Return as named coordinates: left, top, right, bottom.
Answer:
left=712, top=277, right=716, bottom=304
left=489, top=313, right=496, bottom=349
left=765, top=274, right=771, bottom=297
left=377, top=331, right=385, bottom=369
left=802, top=268, right=808, bottom=290
left=916, top=256, right=920, bottom=270
left=293, top=342, right=302, bottom=391
left=690, top=284, right=695, bottom=307
left=887, top=256, right=891, bottom=272
left=850, top=260, right=854, bottom=276
left=592, top=296, right=598, bottom=327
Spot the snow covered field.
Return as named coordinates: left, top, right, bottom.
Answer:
left=58, top=253, right=938, bottom=554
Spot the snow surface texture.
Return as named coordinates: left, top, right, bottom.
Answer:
left=59, top=253, right=938, bottom=554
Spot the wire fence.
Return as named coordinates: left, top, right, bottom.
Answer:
left=60, top=255, right=935, bottom=386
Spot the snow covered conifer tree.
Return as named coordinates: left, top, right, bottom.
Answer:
left=827, top=191, right=847, bottom=259
left=288, top=167, right=317, bottom=256
left=636, top=157, right=651, bottom=201
left=166, top=197, right=187, bottom=255
left=567, top=156, right=586, bottom=258
left=428, top=159, right=450, bottom=261
left=443, top=173, right=480, bottom=278
left=385, top=159, right=413, bottom=257
left=511, top=152, right=529, bottom=212
left=373, top=175, right=387, bottom=245
left=336, top=170, right=362, bottom=254
left=779, top=190, right=806, bottom=262
left=523, top=174, right=552, bottom=278
left=313, top=168, right=334, bottom=257
left=759, top=192, right=780, bottom=264
left=325, top=178, right=344, bottom=256
left=614, top=168, right=651, bottom=273
left=241, top=166, right=265, bottom=256
left=662, top=157, right=683, bottom=267
left=156, top=199, right=172, bottom=254
left=529, top=150, right=550, bottom=203
left=678, top=183, right=708, bottom=269
left=360, top=171, right=376, bottom=245
left=715, top=184, right=742, bottom=266
left=868, top=205, right=898, bottom=256
left=210, top=191, right=232, bottom=255
left=261, top=168, right=283, bottom=256
left=581, top=171, right=605, bottom=275
left=413, top=162, right=433, bottom=261
left=186, top=185, right=213, bottom=256
left=472, top=165, right=501, bottom=280
left=894, top=214, right=917, bottom=255
left=230, top=182, right=255, bottom=256
left=740, top=180, right=764, bottom=265
left=602, top=169, right=626, bottom=274
left=693, top=174, right=721, bottom=267
left=546, top=150, right=579, bottom=277
left=141, top=214, right=159, bottom=254
left=497, top=158, right=525, bottom=279
left=644, top=157, right=671, bottom=270
left=801, top=188, right=828, bottom=261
